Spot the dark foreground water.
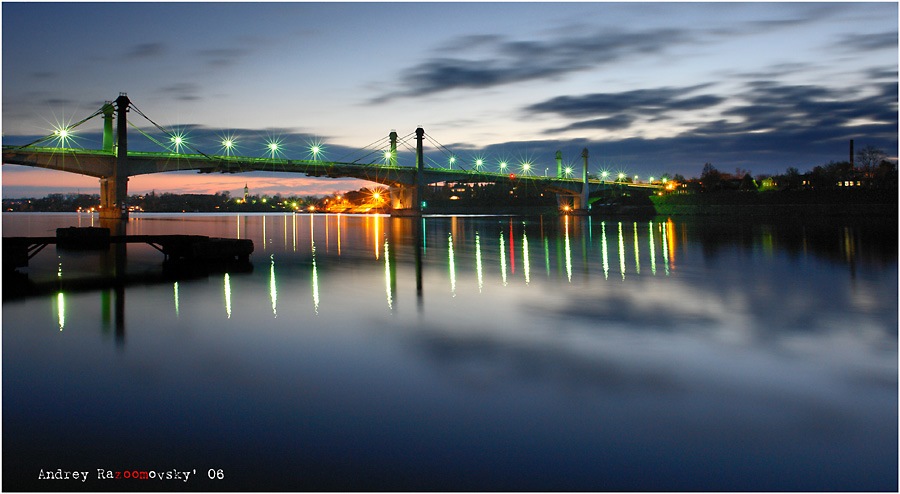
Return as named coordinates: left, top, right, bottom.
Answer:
left=3, top=212, right=897, bottom=491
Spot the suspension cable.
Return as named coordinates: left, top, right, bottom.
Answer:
left=424, top=133, right=473, bottom=171
left=128, top=102, right=216, bottom=161
left=128, top=120, right=170, bottom=151
left=13, top=105, right=106, bottom=149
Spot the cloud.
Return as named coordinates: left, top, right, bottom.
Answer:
left=834, top=31, right=898, bottom=53
left=196, top=47, right=252, bottom=68
left=527, top=86, right=723, bottom=120
left=371, top=28, right=695, bottom=103
left=550, top=115, right=637, bottom=132
left=515, top=76, right=896, bottom=173
left=866, top=66, right=898, bottom=81
left=704, top=81, right=898, bottom=140
left=716, top=3, right=849, bottom=37
left=729, top=63, right=819, bottom=81
left=125, top=42, right=166, bottom=59
left=527, top=86, right=725, bottom=133
left=39, top=98, right=80, bottom=107
left=158, top=82, right=202, bottom=101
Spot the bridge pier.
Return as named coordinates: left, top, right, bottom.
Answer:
left=576, top=148, right=590, bottom=215
left=389, top=184, right=419, bottom=216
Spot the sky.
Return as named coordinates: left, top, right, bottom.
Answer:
left=2, top=2, right=897, bottom=198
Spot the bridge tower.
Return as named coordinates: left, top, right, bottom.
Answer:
left=387, top=130, right=410, bottom=214
left=101, top=101, right=115, bottom=152
left=555, top=150, right=562, bottom=178
left=416, top=126, right=425, bottom=212
left=389, top=130, right=398, bottom=168
left=389, top=127, right=425, bottom=217
left=100, top=93, right=130, bottom=220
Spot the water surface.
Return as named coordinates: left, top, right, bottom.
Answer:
left=3, top=212, right=897, bottom=491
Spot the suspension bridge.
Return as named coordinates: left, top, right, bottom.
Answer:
left=2, top=93, right=661, bottom=219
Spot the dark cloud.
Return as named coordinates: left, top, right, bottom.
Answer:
left=39, top=98, right=79, bottom=107
left=517, top=77, right=896, bottom=174
left=159, top=82, right=201, bottom=101
left=703, top=81, right=898, bottom=140
left=526, top=86, right=723, bottom=121
left=717, top=4, right=849, bottom=37
left=866, top=66, right=898, bottom=81
left=730, top=63, right=818, bottom=81
left=196, top=47, right=252, bottom=68
left=30, top=71, right=56, bottom=79
left=550, top=115, right=636, bottom=132
left=835, top=31, right=898, bottom=52
left=371, top=28, right=694, bottom=103
left=125, top=42, right=166, bottom=59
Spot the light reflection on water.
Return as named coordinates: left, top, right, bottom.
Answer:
left=2, top=212, right=897, bottom=491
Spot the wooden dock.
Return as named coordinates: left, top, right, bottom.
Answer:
left=4, top=227, right=254, bottom=271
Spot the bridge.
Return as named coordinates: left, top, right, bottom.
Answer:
left=2, top=93, right=661, bottom=219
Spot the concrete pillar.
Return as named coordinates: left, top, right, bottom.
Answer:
left=389, top=185, right=416, bottom=213
left=99, top=177, right=111, bottom=211
left=579, top=148, right=590, bottom=213
left=101, top=93, right=130, bottom=220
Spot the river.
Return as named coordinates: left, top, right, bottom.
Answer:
left=2, top=212, right=897, bottom=490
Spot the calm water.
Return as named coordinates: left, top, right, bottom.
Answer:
left=3, top=212, right=897, bottom=491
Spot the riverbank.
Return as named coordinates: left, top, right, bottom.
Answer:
left=649, top=189, right=897, bottom=216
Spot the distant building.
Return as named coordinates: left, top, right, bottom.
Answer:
left=243, top=184, right=249, bottom=202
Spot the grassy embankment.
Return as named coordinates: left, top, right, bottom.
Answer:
left=650, top=189, right=897, bottom=216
